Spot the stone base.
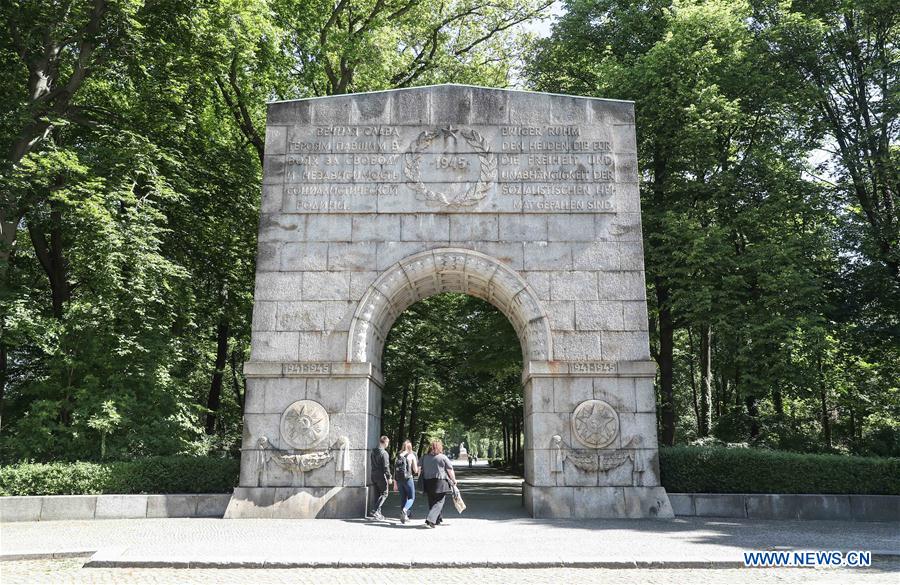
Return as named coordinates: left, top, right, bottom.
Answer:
left=523, top=484, right=674, bottom=519
left=224, top=486, right=367, bottom=519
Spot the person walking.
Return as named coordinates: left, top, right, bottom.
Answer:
left=393, top=439, right=419, bottom=524
left=369, top=435, right=392, bottom=521
left=421, top=439, right=456, bottom=528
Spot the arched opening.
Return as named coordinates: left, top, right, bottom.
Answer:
left=380, top=292, right=527, bottom=519
left=350, top=248, right=550, bottom=519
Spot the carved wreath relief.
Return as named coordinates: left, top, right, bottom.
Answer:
left=253, top=400, right=352, bottom=487
left=404, top=126, right=497, bottom=207
left=572, top=399, right=619, bottom=449
left=255, top=435, right=352, bottom=487
left=280, top=399, right=330, bottom=449
left=552, top=435, right=632, bottom=474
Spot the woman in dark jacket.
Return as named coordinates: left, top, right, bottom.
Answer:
left=420, top=439, right=456, bottom=528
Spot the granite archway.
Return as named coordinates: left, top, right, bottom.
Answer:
left=227, top=84, right=672, bottom=520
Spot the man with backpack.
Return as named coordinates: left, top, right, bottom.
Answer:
left=369, top=435, right=392, bottom=521
left=393, top=439, right=419, bottom=524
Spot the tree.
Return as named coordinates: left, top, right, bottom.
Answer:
left=526, top=0, right=887, bottom=453
left=761, top=0, right=898, bottom=284
left=1, top=0, right=551, bottom=459
left=1, top=0, right=141, bottom=268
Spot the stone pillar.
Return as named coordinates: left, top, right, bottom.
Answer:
left=224, top=363, right=379, bottom=518
left=523, top=361, right=672, bottom=518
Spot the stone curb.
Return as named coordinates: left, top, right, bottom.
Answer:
left=0, top=494, right=231, bottom=523
left=82, top=559, right=750, bottom=569
left=668, top=493, right=900, bottom=523
left=4, top=549, right=899, bottom=566
left=5, top=492, right=898, bottom=523
left=79, top=554, right=900, bottom=569
left=1, top=550, right=95, bottom=561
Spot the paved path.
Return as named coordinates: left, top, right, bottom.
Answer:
left=2, top=468, right=898, bottom=570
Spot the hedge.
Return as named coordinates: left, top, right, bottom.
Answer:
left=3, top=449, right=897, bottom=496
left=0, top=457, right=239, bottom=496
left=659, top=446, right=900, bottom=495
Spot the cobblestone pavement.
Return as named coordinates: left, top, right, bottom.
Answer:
left=3, top=558, right=899, bottom=584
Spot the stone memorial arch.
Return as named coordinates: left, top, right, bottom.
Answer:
left=225, top=84, right=673, bottom=519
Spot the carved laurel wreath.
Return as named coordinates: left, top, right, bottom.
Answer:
left=403, top=127, right=496, bottom=207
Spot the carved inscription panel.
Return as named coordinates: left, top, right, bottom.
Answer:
left=266, top=88, right=636, bottom=214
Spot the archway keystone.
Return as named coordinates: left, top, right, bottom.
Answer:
left=227, top=84, right=672, bottom=520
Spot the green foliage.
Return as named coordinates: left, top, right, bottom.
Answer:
left=272, top=0, right=551, bottom=94
left=0, top=457, right=239, bottom=496
left=1, top=1, right=545, bottom=462
left=529, top=0, right=899, bottom=454
left=1, top=0, right=896, bottom=472
left=660, top=447, right=900, bottom=495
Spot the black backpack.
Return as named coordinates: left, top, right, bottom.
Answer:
left=394, top=452, right=411, bottom=480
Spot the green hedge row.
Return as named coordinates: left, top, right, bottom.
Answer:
left=3, top=449, right=896, bottom=496
left=659, top=446, right=900, bottom=495
left=0, top=457, right=239, bottom=496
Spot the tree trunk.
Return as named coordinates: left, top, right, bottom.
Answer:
left=502, top=423, right=508, bottom=462
left=698, top=323, right=712, bottom=437
left=512, top=417, right=517, bottom=465
left=215, top=54, right=264, bottom=165
left=820, top=388, right=832, bottom=448
left=229, top=348, right=244, bottom=414
left=655, top=279, right=676, bottom=445
left=510, top=418, right=515, bottom=465
left=0, top=208, right=22, bottom=281
left=416, top=423, right=429, bottom=459
left=205, top=320, right=230, bottom=435
left=817, top=355, right=832, bottom=448
left=687, top=327, right=700, bottom=430
left=407, top=377, right=420, bottom=448
left=518, top=414, right=523, bottom=464
left=5, top=0, right=109, bottom=263
left=513, top=415, right=521, bottom=466
left=28, top=205, right=70, bottom=319
left=772, top=388, right=784, bottom=418
left=513, top=417, right=521, bottom=465
left=717, top=373, right=726, bottom=417
left=395, top=381, right=410, bottom=447
left=745, top=395, right=760, bottom=440
left=0, top=337, right=6, bottom=429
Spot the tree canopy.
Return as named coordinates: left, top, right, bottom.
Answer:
left=1, top=0, right=896, bottom=462
left=529, top=0, right=898, bottom=454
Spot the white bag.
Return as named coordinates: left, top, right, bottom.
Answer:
left=451, top=483, right=466, bottom=514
